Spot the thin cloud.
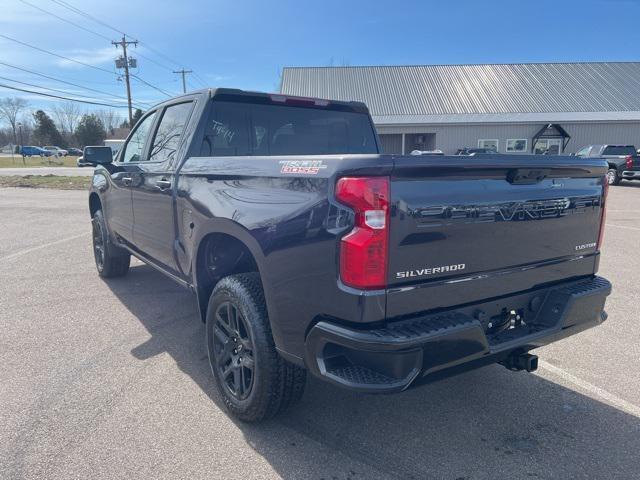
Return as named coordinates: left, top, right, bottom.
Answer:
left=56, top=47, right=117, bottom=69
left=206, top=73, right=233, bottom=82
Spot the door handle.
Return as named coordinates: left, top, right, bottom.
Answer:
left=156, top=179, right=172, bottom=190
left=122, top=176, right=133, bottom=186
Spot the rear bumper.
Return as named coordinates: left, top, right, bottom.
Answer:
left=304, top=276, right=611, bottom=393
left=622, top=170, right=640, bottom=178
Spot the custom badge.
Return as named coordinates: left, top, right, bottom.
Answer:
left=279, top=160, right=327, bottom=175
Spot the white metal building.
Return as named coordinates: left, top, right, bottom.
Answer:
left=280, top=62, right=640, bottom=155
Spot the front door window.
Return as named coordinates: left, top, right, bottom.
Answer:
left=121, top=112, right=157, bottom=163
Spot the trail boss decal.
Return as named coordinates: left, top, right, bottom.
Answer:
left=280, top=160, right=327, bottom=175
left=396, top=263, right=466, bottom=279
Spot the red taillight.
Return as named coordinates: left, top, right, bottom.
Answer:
left=597, top=175, right=609, bottom=250
left=336, top=177, right=389, bottom=289
left=625, top=155, right=633, bottom=170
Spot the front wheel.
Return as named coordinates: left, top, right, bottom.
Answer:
left=607, top=168, right=620, bottom=186
left=206, top=273, right=306, bottom=422
left=92, top=209, right=130, bottom=278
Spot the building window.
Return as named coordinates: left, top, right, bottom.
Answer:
left=478, top=139, right=498, bottom=151
left=533, top=138, right=562, bottom=155
left=506, top=139, right=527, bottom=153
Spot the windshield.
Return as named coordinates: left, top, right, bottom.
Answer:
left=199, top=100, right=378, bottom=156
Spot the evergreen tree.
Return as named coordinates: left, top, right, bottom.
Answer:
left=131, top=108, right=143, bottom=128
left=75, top=114, right=106, bottom=147
left=32, top=110, right=64, bottom=147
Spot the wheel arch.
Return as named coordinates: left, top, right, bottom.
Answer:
left=89, top=192, right=102, bottom=218
left=193, top=231, right=268, bottom=324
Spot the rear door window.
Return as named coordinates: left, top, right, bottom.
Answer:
left=602, top=145, right=636, bottom=156
left=199, top=101, right=377, bottom=156
left=149, top=102, right=194, bottom=164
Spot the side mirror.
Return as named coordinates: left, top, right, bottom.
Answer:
left=82, top=146, right=113, bottom=166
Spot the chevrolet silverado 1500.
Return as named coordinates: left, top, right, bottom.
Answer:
left=85, top=88, right=612, bottom=422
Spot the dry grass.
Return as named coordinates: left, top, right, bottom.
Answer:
left=0, top=156, right=80, bottom=168
left=0, top=175, right=91, bottom=190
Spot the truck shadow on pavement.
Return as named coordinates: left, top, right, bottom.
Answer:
left=107, top=264, right=640, bottom=480
left=619, top=181, right=640, bottom=188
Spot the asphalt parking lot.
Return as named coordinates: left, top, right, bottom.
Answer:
left=1, top=185, right=640, bottom=480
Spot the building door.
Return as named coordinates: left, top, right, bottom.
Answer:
left=533, top=138, right=562, bottom=155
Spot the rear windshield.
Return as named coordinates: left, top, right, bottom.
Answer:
left=198, top=100, right=378, bottom=156
left=602, top=145, right=635, bottom=156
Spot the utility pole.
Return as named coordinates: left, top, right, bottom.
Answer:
left=173, top=69, right=193, bottom=94
left=112, top=36, right=138, bottom=126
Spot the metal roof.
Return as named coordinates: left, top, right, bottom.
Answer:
left=280, top=63, right=640, bottom=124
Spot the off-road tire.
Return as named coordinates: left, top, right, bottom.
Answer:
left=206, top=273, right=306, bottom=422
left=607, top=168, right=620, bottom=186
left=92, top=209, right=130, bottom=278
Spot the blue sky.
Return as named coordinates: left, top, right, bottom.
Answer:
left=0, top=0, right=638, bottom=121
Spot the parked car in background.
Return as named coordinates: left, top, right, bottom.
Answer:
left=43, top=146, right=69, bottom=156
left=20, top=146, right=51, bottom=157
left=410, top=149, right=444, bottom=155
left=575, top=144, right=639, bottom=185
left=455, top=147, right=498, bottom=155
left=84, top=88, right=611, bottom=423
left=67, top=147, right=83, bottom=156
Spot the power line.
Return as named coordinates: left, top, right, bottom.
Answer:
left=0, top=83, right=131, bottom=108
left=22, top=0, right=174, bottom=74
left=0, top=74, right=130, bottom=104
left=0, top=60, right=151, bottom=108
left=134, top=52, right=174, bottom=71
left=137, top=41, right=182, bottom=68
left=0, top=34, right=172, bottom=103
left=46, top=0, right=209, bottom=86
left=130, top=74, right=174, bottom=97
left=192, top=71, right=209, bottom=88
left=49, top=0, right=125, bottom=36
left=0, top=33, right=117, bottom=76
left=11, top=1, right=203, bottom=100
left=17, top=0, right=112, bottom=41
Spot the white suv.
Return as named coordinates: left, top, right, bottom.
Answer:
left=43, top=146, right=68, bottom=157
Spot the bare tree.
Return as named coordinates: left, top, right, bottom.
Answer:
left=52, top=101, right=82, bottom=135
left=0, top=97, right=29, bottom=146
left=94, top=109, right=118, bottom=133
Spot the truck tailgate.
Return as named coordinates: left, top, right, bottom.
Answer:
left=387, top=155, right=607, bottom=316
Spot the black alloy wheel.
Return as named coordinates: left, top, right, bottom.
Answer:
left=92, top=216, right=106, bottom=271
left=213, top=301, right=256, bottom=400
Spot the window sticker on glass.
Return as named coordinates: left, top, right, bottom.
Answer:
left=210, top=120, right=236, bottom=144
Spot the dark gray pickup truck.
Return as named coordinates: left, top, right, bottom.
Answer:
left=84, top=88, right=612, bottom=422
left=575, top=144, right=640, bottom=185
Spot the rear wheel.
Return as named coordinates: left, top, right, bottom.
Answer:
left=92, top=209, right=130, bottom=278
left=206, top=273, right=306, bottom=422
left=607, top=168, right=620, bottom=186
